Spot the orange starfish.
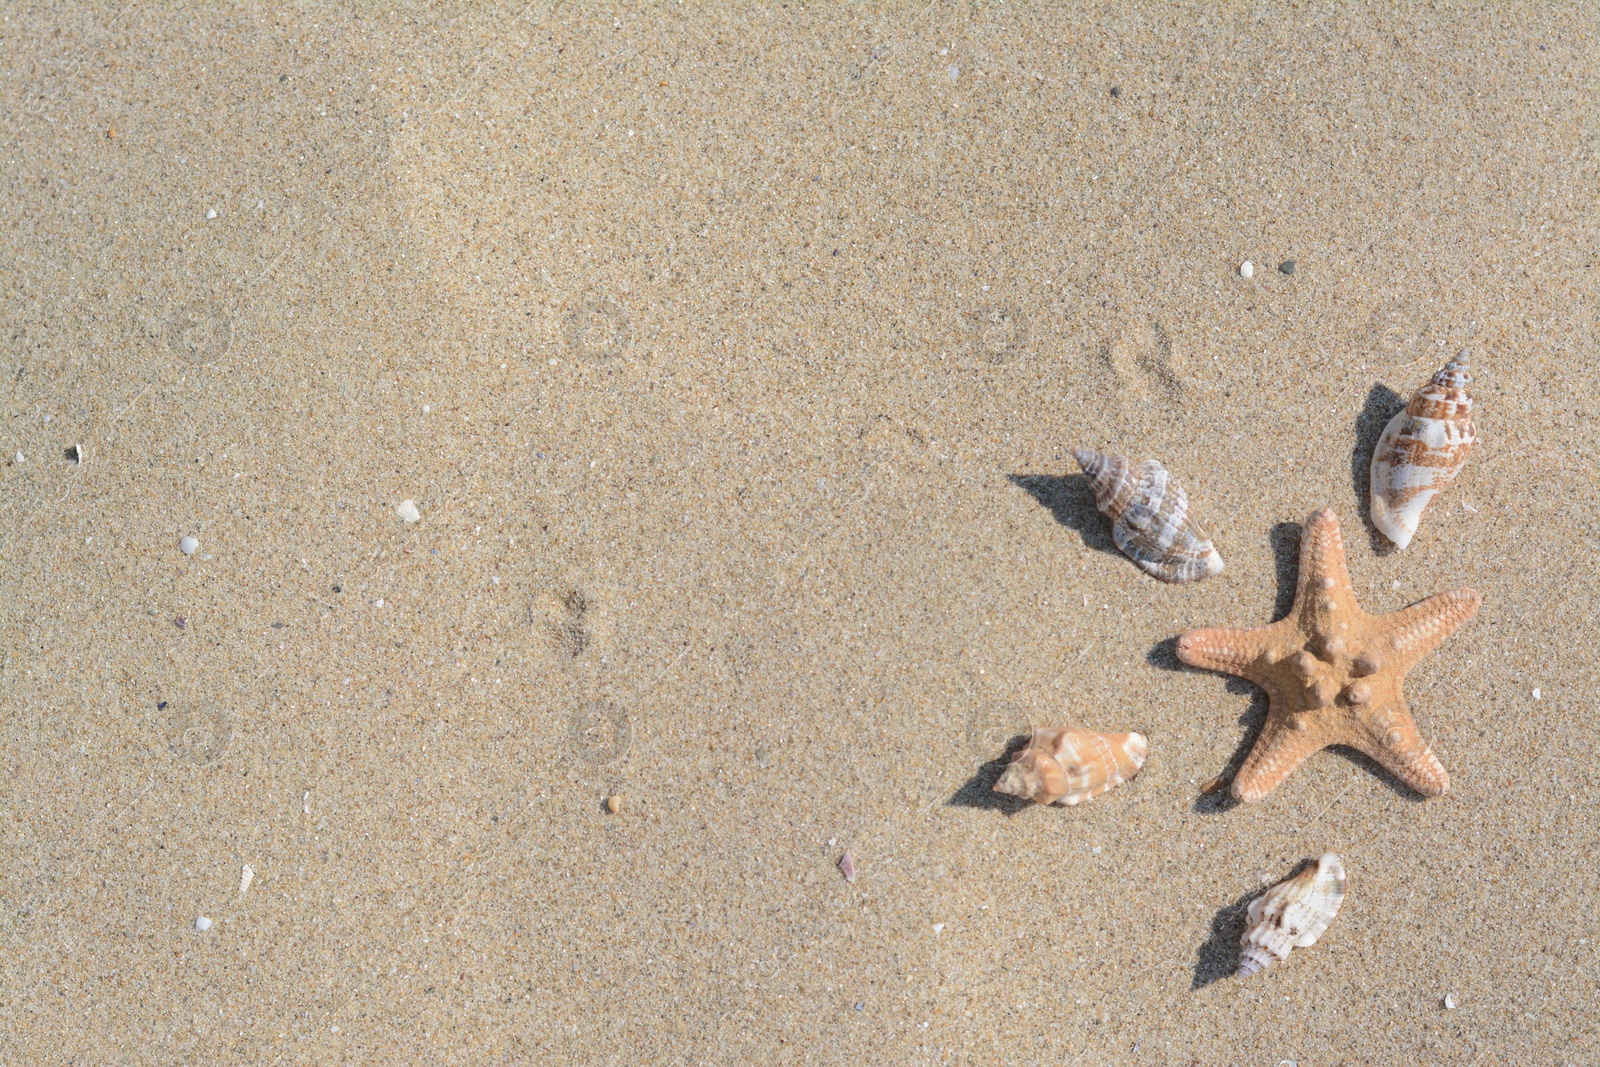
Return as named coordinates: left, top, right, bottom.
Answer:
left=1177, top=509, right=1480, bottom=803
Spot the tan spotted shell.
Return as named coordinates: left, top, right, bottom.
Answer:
left=1238, top=853, right=1346, bottom=977
left=1370, top=353, right=1476, bottom=550
left=992, top=727, right=1148, bottom=806
left=1073, top=449, right=1223, bottom=582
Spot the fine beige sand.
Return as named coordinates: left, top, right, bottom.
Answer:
left=4, top=6, right=1598, bottom=1063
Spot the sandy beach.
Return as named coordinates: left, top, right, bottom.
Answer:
left=3, top=4, right=1598, bottom=1063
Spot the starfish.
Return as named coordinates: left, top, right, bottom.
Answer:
left=1176, top=508, right=1480, bottom=803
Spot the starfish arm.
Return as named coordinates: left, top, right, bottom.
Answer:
left=1294, top=509, right=1355, bottom=603
left=1176, top=627, right=1274, bottom=686
left=1231, top=717, right=1328, bottom=803
left=1382, top=588, right=1482, bottom=674
left=1346, top=698, right=1450, bottom=797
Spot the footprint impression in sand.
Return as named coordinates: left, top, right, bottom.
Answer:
left=529, top=578, right=635, bottom=768
left=1094, top=309, right=1184, bottom=411
left=161, top=700, right=233, bottom=764
left=532, top=583, right=603, bottom=661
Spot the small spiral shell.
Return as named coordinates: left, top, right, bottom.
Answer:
left=1073, top=449, right=1224, bottom=582
left=1369, top=353, right=1476, bottom=550
left=991, top=727, right=1148, bottom=806
left=1237, top=853, right=1346, bottom=977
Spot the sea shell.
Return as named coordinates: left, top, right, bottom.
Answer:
left=1237, top=853, right=1346, bottom=977
left=1073, top=449, right=1224, bottom=582
left=1369, top=353, right=1476, bottom=549
left=992, top=727, right=1148, bottom=806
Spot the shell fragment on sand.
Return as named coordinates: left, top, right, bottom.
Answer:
left=1073, top=449, right=1224, bottom=582
left=992, top=727, right=1148, bottom=806
left=1370, top=353, right=1476, bottom=550
left=396, top=499, right=421, bottom=524
left=838, top=851, right=857, bottom=884
left=1238, top=853, right=1346, bottom=977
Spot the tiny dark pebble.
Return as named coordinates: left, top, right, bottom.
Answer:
left=1110, top=86, right=1122, bottom=98
left=157, top=701, right=168, bottom=710
left=174, top=616, right=186, bottom=629
left=271, top=621, right=285, bottom=629
left=332, top=585, right=341, bottom=593
left=1279, top=260, right=1296, bottom=275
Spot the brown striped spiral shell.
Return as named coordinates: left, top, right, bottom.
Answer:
left=1369, top=353, right=1476, bottom=550
left=1073, top=449, right=1224, bottom=582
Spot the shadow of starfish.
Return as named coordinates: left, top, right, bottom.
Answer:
left=1147, top=523, right=1296, bottom=810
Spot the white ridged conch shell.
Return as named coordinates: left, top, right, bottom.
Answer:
left=1073, top=449, right=1223, bottom=582
left=1369, top=353, right=1476, bottom=549
left=992, top=727, right=1148, bottom=806
left=1238, top=853, right=1346, bottom=977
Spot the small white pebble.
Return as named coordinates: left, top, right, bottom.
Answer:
left=1091, top=846, right=1102, bottom=855
left=548, top=358, right=559, bottom=366
left=179, top=535, right=199, bottom=555
left=396, top=499, right=421, bottom=524
left=375, top=598, right=385, bottom=608
left=302, top=791, right=311, bottom=815
left=194, top=915, right=213, bottom=932
left=14, top=451, right=23, bottom=464
left=827, top=838, right=837, bottom=848
left=500, top=362, right=508, bottom=369
left=932, top=923, right=945, bottom=935
left=1444, top=994, right=1456, bottom=1010
left=43, top=413, right=52, bottom=424
left=1391, top=579, right=1402, bottom=590
left=1533, top=688, right=1542, bottom=701
left=240, top=864, right=255, bottom=895
left=205, top=208, right=217, bottom=220
left=1240, top=260, right=1254, bottom=279
left=422, top=404, right=431, bottom=413
left=948, top=65, right=960, bottom=81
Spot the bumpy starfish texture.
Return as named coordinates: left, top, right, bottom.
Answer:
left=1176, top=508, right=1480, bottom=803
